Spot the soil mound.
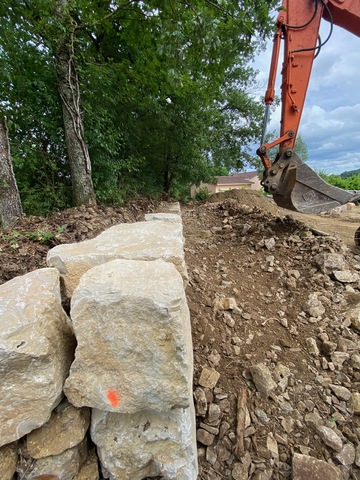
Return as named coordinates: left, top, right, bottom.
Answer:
left=209, top=189, right=278, bottom=214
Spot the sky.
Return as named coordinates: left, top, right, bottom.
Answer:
left=253, top=20, right=360, bottom=175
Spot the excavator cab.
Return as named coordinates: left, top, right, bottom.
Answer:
left=258, top=0, right=360, bottom=214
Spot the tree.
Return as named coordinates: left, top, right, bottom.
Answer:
left=54, top=0, right=96, bottom=206
left=0, top=114, right=23, bottom=228
left=0, top=0, right=278, bottom=209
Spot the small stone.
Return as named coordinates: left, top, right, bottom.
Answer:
left=206, top=445, right=217, bottom=465
left=304, top=412, right=323, bottom=428
left=351, top=393, right=360, bottom=414
left=264, top=238, right=276, bottom=249
left=233, top=345, right=241, bottom=355
left=255, top=409, right=270, bottom=424
left=266, top=432, right=278, bottom=457
left=317, top=426, right=343, bottom=452
left=329, top=385, right=351, bottom=402
left=208, top=352, right=221, bottom=367
left=194, top=387, right=207, bottom=417
left=334, top=443, right=356, bottom=466
left=303, top=293, right=325, bottom=318
left=351, top=353, right=360, bottom=369
left=321, top=340, right=337, bottom=355
left=232, top=451, right=252, bottom=480
left=333, top=271, right=359, bottom=283
left=355, top=444, right=360, bottom=467
left=248, top=363, right=277, bottom=398
left=198, top=367, right=220, bottom=389
left=208, top=403, right=221, bottom=424
left=219, top=421, right=230, bottom=438
left=280, top=318, right=288, bottom=328
left=346, top=307, right=360, bottom=331
left=306, top=337, right=319, bottom=355
left=199, top=423, right=219, bottom=436
left=331, top=352, right=349, bottom=368
left=196, top=428, right=215, bottom=446
left=252, top=470, right=273, bottom=480
left=313, top=253, right=346, bottom=275
left=292, top=453, right=342, bottom=480
left=289, top=269, right=301, bottom=279
left=214, top=297, right=238, bottom=311
left=281, top=417, right=294, bottom=434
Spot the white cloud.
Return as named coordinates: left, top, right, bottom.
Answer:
left=253, top=22, right=360, bottom=175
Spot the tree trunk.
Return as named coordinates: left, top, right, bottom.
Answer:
left=55, top=1, right=96, bottom=207
left=0, top=115, right=23, bottom=228
left=163, top=151, right=174, bottom=195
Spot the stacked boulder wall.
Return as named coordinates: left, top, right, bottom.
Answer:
left=64, top=258, right=193, bottom=413
left=64, top=257, right=198, bottom=478
left=46, top=219, right=188, bottom=298
left=0, top=268, right=75, bottom=447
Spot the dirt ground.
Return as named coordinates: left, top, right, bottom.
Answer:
left=183, top=190, right=360, bottom=480
left=1, top=190, right=359, bottom=479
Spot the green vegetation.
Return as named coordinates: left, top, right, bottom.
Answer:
left=339, top=168, right=360, bottom=179
left=319, top=171, right=360, bottom=190
left=194, top=187, right=211, bottom=203
left=0, top=0, right=277, bottom=218
left=1, top=225, right=68, bottom=248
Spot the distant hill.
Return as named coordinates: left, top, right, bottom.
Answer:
left=340, top=168, right=360, bottom=179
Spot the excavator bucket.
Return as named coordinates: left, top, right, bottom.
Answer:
left=262, top=151, right=360, bottom=214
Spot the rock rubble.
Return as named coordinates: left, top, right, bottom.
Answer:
left=183, top=198, right=360, bottom=480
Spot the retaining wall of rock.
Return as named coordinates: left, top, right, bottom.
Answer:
left=0, top=204, right=198, bottom=480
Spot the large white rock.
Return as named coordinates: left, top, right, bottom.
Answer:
left=0, top=269, right=75, bottom=447
left=91, top=405, right=198, bottom=480
left=64, top=259, right=193, bottom=413
left=46, top=220, right=187, bottom=297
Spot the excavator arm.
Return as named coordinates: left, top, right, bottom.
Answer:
left=258, top=0, right=360, bottom=214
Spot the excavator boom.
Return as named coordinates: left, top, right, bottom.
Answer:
left=258, top=0, right=360, bottom=213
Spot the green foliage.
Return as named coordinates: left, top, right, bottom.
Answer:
left=0, top=0, right=278, bottom=211
left=1, top=224, right=68, bottom=247
left=340, top=168, right=360, bottom=179
left=195, top=187, right=211, bottom=202
left=319, top=172, right=360, bottom=190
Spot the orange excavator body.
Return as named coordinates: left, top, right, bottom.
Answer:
left=258, top=0, right=360, bottom=213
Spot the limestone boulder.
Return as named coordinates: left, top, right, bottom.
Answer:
left=0, top=269, right=75, bottom=447
left=27, top=401, right=90, bottom=458
left=19, top=438, right=87, bottom=480
left=76, top=448, right=100, bottom=480
left=0, top=442, right=18, bottom=480
left=46, top=220, right=187, bottom=297
left=144, top=212, right=181, bottom=222
left=64, top=259, right=193, bottom=413
left=91, top=405, right=198, bottom=480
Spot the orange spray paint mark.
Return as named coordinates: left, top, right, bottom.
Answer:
left=107, top=388, right=120, bottom=408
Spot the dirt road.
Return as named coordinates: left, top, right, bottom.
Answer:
left=278, top=207, right=360, bottom=251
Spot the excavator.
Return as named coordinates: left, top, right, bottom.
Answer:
left=257, top=0, right=360, bottom=214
